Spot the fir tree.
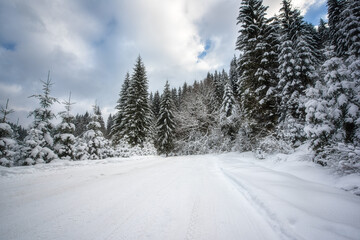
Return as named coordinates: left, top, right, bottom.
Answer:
left=229, top=56, right=239, bottom=99
left=220, top=81, right=239, bottom=140
left=122, top=56, right=152, bottom=147
left=111, top=72, right=131, bottom=144
left=0, top=99, right=18, bottom=166
left=156, top=81, right=176, bottom=156
left=151, top=91, right=161, bottom=120
left=81, top=104, right=110, bottom=160
left=236, top=0, right=279, bottom=141
left=338, top=0, right=360, bottom=58
left=327, top=0, right=347, bottom=56
left=276, top=0, right=319, bottom=145
left=54, top=92, right=76, bottom=160
left=20, top=72, right=58, bottom=165
left=106, top=114, right=113, bottom=138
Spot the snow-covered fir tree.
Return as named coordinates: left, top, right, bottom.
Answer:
left=229, top=56, right=239, bottom=99
left=0, top=99, right=19, bottom=167
left=80, top=104, right=110, bottom=160
left=305, top=46, right=359, bottom=170
left=54, top=93, right=76, bottom=160
left=151, top=91, right=161, bottom=120
left=220, top=80, right=239, bottom=140
left=156, top=81, right=176, bottom=156
left=276, top=0, right=319, bottom=146
left=20, top=72, right=58, bottom=165
left=121, top=56, right=152, bottom=147
left=236, top=0, right=279, bottom=144
left=111, top=72, right=131, bottom=144
left=106, top=114, right=113, bottom=138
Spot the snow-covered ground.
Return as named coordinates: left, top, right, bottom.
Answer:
left=1, top=148, right=359, bottom=240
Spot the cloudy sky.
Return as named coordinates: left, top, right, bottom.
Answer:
left=0, top=0, right=327, bottom=127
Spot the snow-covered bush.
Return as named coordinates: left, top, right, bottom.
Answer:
left=174, top=129, right=233, bottom=155
left=314, top=143, right=360, bottom=174
left=113, top=139, right=156, bottom=157
left=0, top=123, right=19, bottom=167
left=73, top=137, right=90, bottom=161
left=257, top=135, right=293, bottom=155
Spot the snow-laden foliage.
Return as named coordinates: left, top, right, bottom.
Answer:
left=156, top=81, right=176, bottom=156
left=220, top=80, right=239, bottom=140
left=0, top=99, right=20, bottom=167
left=0, top=123, right=19, bottom=167
left=121, top=56, right=152, bottom=147
left=78, top=104, right=110, bottom=160
left=20, top=73, right=58, bottom=165
left=111, top=72, right=131, bottom=144
left=54, top=93, right=76, bottom=160
left=236, top=0, right=279, bottom=136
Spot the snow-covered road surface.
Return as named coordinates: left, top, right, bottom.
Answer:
left=1, top=153, right=359, bottom=240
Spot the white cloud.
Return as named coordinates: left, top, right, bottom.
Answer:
left=0, top=82, right=22, bottom=95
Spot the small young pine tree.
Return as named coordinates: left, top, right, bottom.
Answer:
left=20, top=72, right=58, bottom=165
left=0, top=99, right=18, bottom=167
left=81, top=104, right=109, bottom=160
left=54, top=92, right=76, bottom=160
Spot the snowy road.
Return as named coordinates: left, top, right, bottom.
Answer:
left=0, top=153, right=359, bottom=240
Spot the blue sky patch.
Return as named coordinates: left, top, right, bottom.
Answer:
left=304, top=2, right=328, bottom=25
left=2, top=42, right=16, bottom=51
left=197, top=39, right=212, bottom=59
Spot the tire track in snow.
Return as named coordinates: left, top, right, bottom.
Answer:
left=219, top=168, right=303, bottom=240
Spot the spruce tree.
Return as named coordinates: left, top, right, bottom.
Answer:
left=156, top=81, right=176, bottom=156
left=220, top=81, right=239, bottom=140
left=111, top=72, right=131, bottom=144
left=229, top=56, right=239, bottom=99
left=151, top=91, right=161, bottom=120
left=236, top=0, right=279, bottom=141
left=0, top=99, right=18, bottom=166
left=21, top=72, right=58, bottom=165
left=54, top=92, right=76, bottom=160
left=106, top=114, right=113, bottom=138
left=122, top=56, right=152, bottom=147
left=276, top=0, right=319, bottom=145
left=327, top=0, right=347, bottom=56
left=338, top=0, right=360, bottom=58
left=81, top=104, right=109, bottom=159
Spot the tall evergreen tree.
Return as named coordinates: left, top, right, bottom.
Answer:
left=106, top=114, right=113, bottom=138
left=111, top=72, right=131, bottom=144
left=338, top=0, right=360, bottom=58
left=229, top=56, right=239, bottom=99
left=236, top=0, right=279, bottom=139
left=220, top=81, right=239, bottom=140
left=276, top=0, right=319, bottom=145
left=156, top=81, right=176, bottom=156
left=327, top=0, right=347, bottom=56
left=151, top=91, right=161, bottom=120
left=122, top=56, right=152, bottom=147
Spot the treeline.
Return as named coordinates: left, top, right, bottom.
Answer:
left=1, top=0, right=359, bottom=173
